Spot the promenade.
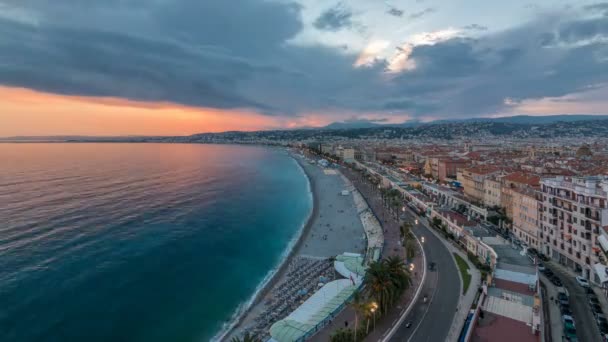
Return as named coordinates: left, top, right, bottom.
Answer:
left=310, top=166, right=424, bottom=341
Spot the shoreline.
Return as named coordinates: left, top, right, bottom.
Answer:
left=217, top=150, right=319, bottom=341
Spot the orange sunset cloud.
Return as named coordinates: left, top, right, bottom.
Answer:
left=0, top=86, right=294, bottom=136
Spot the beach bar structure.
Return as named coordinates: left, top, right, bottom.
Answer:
left=268, top=279, right=358, bottom=342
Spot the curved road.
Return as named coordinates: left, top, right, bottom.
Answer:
left=389, top=215, right=461, bottom=342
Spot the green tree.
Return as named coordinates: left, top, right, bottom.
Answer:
left=330, top=328, right=354, bottom=342
left=349, top=291, right=367, bottom=342
left=384, top=255, right=410, bottom=291
left=405, top=239, right=417, bottom=260
left=364, top=257, right=411, bottom=315
left=231, top=332, right=261, bottom=342
left=400, top=222, right=413, bottom=244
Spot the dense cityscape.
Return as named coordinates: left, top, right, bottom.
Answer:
left=4, top=0, right=608, bottom=341
left=203, top=116, right=608, bottom=342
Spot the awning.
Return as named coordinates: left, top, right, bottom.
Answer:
left=593, top=263, right=608, bottom=284
left=599, top=235, right=608, bottom=252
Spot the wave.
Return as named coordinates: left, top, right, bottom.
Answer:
left=210, top=152, right=313, bottom=342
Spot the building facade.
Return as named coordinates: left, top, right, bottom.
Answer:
left=512, top=188, right=541, bottom=250
left=540, top=176, right=608, bottom=280
left=458, top=166, right=501, bottom=205
left=438, top=158, right=469, bottom=182
left=483, top=177, right=502, bottom=208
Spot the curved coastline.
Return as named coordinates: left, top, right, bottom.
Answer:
left=214, top=150, right=317, bottom=341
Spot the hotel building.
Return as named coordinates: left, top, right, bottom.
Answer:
left=539, top=176, right=608, bottom=280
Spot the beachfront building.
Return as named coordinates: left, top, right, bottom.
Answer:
left=471, top=237, right=541, bottom=342
left=483, top=177, right=502, bottom=208
left=540, top=176, right=608, bottom=280
left=458, top=166, right=503, bottom=205
left=500, top=172, right=540, bottom=221
left=269, top=279, right=358, bottom=342
left=511, top=188, right=541, bottom=250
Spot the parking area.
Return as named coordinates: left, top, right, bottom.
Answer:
left=541, top=261, right=606, bottom=341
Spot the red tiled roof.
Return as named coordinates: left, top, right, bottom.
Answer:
left=473, top=313, right=539, bottom=342
left=493, top=278, right=536, bottom=296
left=503, top=172, right=540, bottom=187
left=465, top=165, right=501, bottom=175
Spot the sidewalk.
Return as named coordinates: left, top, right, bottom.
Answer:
left=422, top=218, right=482, bottom=342
left=309, top=169, right=425, bottom=342
left=539, top=274, right=565, bottom=342
left=547, top=260, right=608, bottom=316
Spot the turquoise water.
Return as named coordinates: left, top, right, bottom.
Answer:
left=0, top=143, right=312, bottom=342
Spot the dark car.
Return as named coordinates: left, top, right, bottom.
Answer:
left=561, top=306, right=573, bottom=316
left=551, top=276, right=563, bottom=287
left=587, top=290, right=598, bottom=299
left=543, top=268, right=554, bottom=276
left=539, top=254, right=550, bottom=262
left=598, top=322, right=608, bottom=335
left=558, top=292, right=568, bottom=301
left=591, top=303, right=603, bottom=314
left=589, top=297, right=601, bottom=306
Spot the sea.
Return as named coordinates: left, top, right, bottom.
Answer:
left=0, top=143, right=312, bottom=342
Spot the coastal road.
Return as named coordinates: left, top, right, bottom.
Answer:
left=388, top=214, right=461, bottom=342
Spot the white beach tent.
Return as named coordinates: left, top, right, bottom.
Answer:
left=269, top=279, right=356, bottom=342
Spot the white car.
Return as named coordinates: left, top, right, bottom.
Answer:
left=575, top=276, right=590, bottom=288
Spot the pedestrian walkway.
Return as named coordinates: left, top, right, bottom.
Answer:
left=539, top=273, right=565, bottom=342
left=421, top=217, right=482, bottom=342
left=308, top=168, right=425, bottom=342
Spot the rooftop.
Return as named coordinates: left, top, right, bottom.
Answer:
left=472, top=312, right=538, bottom=342
left=503, top=171, right=540, bottom=187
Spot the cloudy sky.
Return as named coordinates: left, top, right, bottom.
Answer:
left=2, top=0, right=608, bottom=135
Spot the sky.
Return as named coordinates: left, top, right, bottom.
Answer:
left=1, top=0, right=608, bottom=136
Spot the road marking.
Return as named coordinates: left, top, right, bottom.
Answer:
left=407, top=263, right=440, bottom=342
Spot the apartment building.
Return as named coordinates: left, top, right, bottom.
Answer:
left=540, top=176, right=608, bottom=280
left=438, top=158, right=469, bottom=182
left=458, top=165, right=502, bottom=205
left=483, top=177, right=502, bottom=208
left=512, top=188, right=541, bottom=250
left=501, top=172, right=540, bottom=220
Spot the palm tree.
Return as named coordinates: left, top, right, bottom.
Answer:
left=384, top=256, right=411, bottom=297
left=405, top=239, right=417, bottom=261
left=349, top=291, right=367, bottom=341
left=400, top=222, right=412, bottom=244
left=231, top=332, right=261, bottom=342
left=364, top=261, right=395, bottom=314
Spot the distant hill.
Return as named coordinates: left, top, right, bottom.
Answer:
left=322, top=120, right=383, bottom=130
left=431, top=114, right=608, bottom=125
left=323, top=114, right=608, bottom=130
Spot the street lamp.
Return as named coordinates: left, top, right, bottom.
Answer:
left=370, top=302, right=378, bottom=331
left=421, top=236, right=425, bottom=243
left=409, top=263, right=415, bottom=271
left=415, top=219, right=419, bottom=225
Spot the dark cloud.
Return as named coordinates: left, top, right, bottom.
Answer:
left=313, top=3, right=353, bottom=31
left=584, top=2, right=608, bottom=16
left=0, top=0, right=607, bottom=121
left=464, top=24, right=489, bottom=31
left=556, top=16, right=608, bottom=43
left=387, top=7, right=404, bottom=17
left=408, top=8, right=436, bottom=20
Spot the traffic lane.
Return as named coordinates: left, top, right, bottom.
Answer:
left=390, top=222, right=460, bottom=342
left=546, top=263, right=602, bottom=342
left=409, top=223, right=461, bottom=342
left=388, top=259, right=438, bottom=341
